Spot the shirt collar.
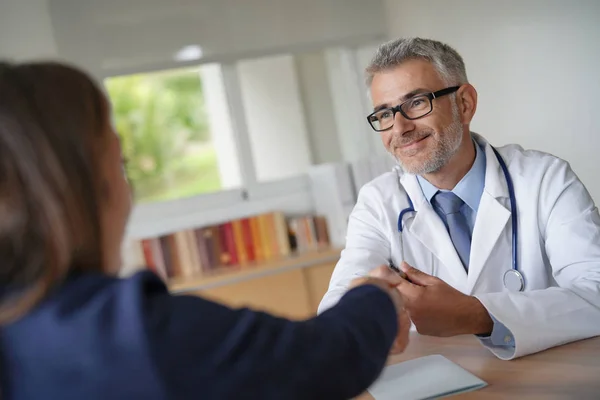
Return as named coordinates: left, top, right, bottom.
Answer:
left=416, top=139, right=486, bottom=212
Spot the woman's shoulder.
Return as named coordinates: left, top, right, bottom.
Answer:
left=1, top=271, right=172, bottom=399
left=55, top=270, right=166, bottom=303
left=2, top=270, right=171, bottom=331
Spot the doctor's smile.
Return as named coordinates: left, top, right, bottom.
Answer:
left=395, top=133, right=431, bottom=153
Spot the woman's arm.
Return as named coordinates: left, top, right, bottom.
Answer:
left=140, top=273, right=398, bottom=399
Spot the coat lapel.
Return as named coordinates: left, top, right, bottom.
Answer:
left=400, top=172, right=468, bottom=291
left=466, top=139, right=512, bottom=293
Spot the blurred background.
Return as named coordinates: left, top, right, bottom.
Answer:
left=1, top=0, right=598, bottom=318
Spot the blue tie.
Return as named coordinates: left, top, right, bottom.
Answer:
left=433, top=191, right=471, bottom=270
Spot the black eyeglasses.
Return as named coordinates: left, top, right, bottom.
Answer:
left=367, top=86, right=460, bottom=132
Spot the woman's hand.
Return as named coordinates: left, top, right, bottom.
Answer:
left=350, top=265, right=412, bottom=355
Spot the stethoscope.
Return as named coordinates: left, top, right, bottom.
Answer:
left=397, top=146, right=524, bottom=292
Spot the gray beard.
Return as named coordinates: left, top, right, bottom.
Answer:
left=393, top=118, right=464, bottom=175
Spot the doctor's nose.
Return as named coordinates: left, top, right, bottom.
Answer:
left=391, top=109, right=416, bottom=136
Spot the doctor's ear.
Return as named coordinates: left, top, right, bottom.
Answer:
left=456, top=84, right=477, bottom=125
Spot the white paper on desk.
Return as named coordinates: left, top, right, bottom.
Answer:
left=368, top=354, right=487, bottom=400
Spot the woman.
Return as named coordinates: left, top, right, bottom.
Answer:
left=0, top=61, right=409, bottom=400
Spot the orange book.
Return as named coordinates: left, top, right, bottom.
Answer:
left=249, top=216, right=264, bottom=262
left=231, top=219, right=249, bottom=265
left=258, top=214, right=273, bottom=260
left=240, top=218, right=255, bottom=262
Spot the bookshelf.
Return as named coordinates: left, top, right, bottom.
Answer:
left=127, top=210, right=340, bottom=319
left=169, top=247, right=341, bottom=293
left=168, top=247, right=341, bottom=319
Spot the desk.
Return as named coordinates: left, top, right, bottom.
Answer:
left=360, top=334, right=600, bottom=399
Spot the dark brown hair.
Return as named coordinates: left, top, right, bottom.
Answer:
left=0, top=61, right=109, bottom=323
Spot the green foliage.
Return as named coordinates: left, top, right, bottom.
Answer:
left=105, top=68, right=221, bottom=203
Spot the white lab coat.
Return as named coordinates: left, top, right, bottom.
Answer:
left=319, top=133, right=600, bottom=360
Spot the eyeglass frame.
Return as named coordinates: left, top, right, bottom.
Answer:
left=366, top=86, right=461, bottom=132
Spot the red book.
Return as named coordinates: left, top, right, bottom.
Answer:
left=141, top=239, right=156, bottom=271
left=221, top=222, right=239, bottom=266
left=217, top=223, right=236, bottom=266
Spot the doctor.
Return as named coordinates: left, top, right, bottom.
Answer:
left=319, top=37, right=600, bottom=360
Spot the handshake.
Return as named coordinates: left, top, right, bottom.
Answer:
left=349, top=262, right=495, bottom=355
left=350, top=264, right=412, bottom=355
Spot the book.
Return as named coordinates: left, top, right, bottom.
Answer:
left=249, top=216, right=264, bottom=262
left=240, top=218, right=255, bottom=262
left=173, top=231, right=196, bottom=277
left=257, top=214, right=272, bottom=260
left=314, top=216, right=330, bottom=247
left=273, top=212, right=290, bottom=257
left=193, top=228, right=212, bottom=273
left=159, top=236, right=173, bottom=278
left=231, top=219, right=248, bottom=265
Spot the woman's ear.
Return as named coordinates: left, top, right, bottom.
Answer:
left=457, top=84, right=478, bottom=125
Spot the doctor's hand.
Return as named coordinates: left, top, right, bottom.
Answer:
left=394, top=263, right=493, bottom=338
left=350, top=270, right=410, bottom=354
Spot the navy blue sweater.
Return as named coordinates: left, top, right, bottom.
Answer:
left=0, top=271, right=397, bottom=399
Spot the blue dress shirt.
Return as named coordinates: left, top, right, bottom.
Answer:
left=416, top=139, right=515, bottom=348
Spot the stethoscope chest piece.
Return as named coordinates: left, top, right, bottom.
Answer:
left=503, top=269, right=525, bottom=292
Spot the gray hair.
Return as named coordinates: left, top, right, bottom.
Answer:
left=365, top=37, right=468, bottom=87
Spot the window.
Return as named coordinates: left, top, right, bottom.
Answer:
left=105, top=64, right=241, bottom=204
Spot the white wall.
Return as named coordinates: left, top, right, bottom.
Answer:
left=295, top=51, right=343, bottom=164
left=237, top=54, right=313, bottom=182
left=384, top=0, right=600, bottom=202
left=200, top=64, right=242, bottom=189
left=326, top=47, right=379, bottom=161
left=0, top=0, right=57, bottom=59
left=355, top=43, right=391, bottom=158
